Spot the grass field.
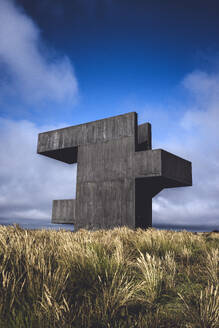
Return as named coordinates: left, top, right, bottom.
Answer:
left=0, top=225, right=218, bottom=328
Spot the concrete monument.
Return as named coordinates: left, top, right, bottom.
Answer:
left=37, top=112, right=192, bottom=230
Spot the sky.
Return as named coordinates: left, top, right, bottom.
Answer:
left=0, top=0, right=219, bottom=229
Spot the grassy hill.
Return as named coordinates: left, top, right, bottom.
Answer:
left=0, top=225, right=218, bottom=328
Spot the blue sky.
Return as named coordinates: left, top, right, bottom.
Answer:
left=0, top=0, right=219, bottom=228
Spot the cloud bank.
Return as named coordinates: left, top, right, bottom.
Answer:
left=0, top=0, right=77, bottom=104
left=0, top=0, right=77, bottom=223
left=0, top=118, right=77, bottom=221
left=151, top=70, right=219, bottom=226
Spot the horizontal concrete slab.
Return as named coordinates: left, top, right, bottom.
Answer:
left=37, top=112, right=136, bottom=156
left=52, top=199, right=75, bottom=224
left=134, top=149, right=192, bottom=187
left=161, top=150, right=192, bottom=187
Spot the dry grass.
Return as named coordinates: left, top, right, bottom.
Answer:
left=178, top=284, right=219, bottom=328
left=0, top=225, right=218, bottom=328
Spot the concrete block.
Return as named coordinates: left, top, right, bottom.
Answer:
left=37, top=112, right=192, bottom=230
left=52, top=199, right=75, bottom=224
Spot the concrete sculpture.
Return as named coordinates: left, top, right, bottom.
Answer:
left=37, top=112, right=192, bottom=230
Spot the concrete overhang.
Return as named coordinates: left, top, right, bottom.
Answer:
left=37, top=112, right=137, bottom=164
left=37, top=129, right=79, bottom=163
left=135, top=149, right=192, bottom=188
left=38, top=147, right=78, bottom=164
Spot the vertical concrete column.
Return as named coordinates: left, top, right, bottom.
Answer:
left=137, top=123, right=152, bottom=151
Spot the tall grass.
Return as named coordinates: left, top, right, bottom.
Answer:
left=0, top=225, right=218, bottom=328
left=178, top=284, right=219, bottom=328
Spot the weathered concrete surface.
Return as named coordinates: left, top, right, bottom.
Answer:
left=134, top=149, right=192, bottom=186
left=37, top=112, right=192, bottom=230
left=52, top=199, right=75, bottom=224
left=137, top=123, right=151, bottom=151
left=37, top=113, right=136, bottom=163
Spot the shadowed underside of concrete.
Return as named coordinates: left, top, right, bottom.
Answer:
left=37, top=112, right=192, bottom=230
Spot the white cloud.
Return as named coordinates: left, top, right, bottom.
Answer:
left=0, top=0, right=78, bottom=224
left=150, top=70, right=219, bottom=227
left=0, top=118, right=77, bottom=220
left=0, top=0, right=77, bottom=104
